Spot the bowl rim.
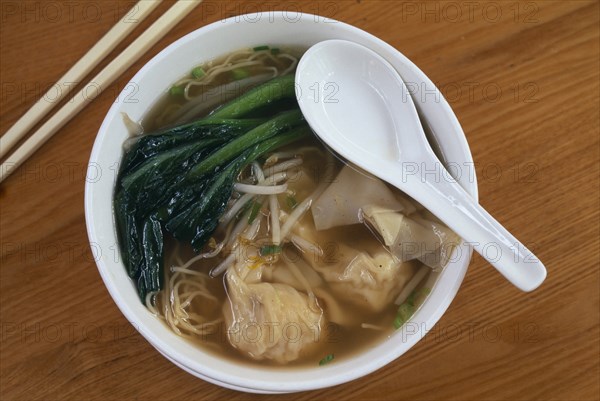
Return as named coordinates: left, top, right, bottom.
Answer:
left=85, top=12, right=477, bottom=393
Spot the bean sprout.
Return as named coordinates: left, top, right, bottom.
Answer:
left=290, top=234, right=323, bottom=257
left=269, top=194, right=281, bottom=245
left=264, top=158, right=302, bottom=176
left=220, top=193, right=255, bottom=224
left=280, top=199, right=312, bottom=240
left=234, top=182, right=288, bottom=195
left=394, top=264, right=429, bottom=305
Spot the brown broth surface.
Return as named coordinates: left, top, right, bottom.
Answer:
left=152, top=136, right=431, bottom=368
left=137, top=48, right=432, bottom=368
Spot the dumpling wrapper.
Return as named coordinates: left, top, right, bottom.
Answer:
left=394, top=191, right=421, bottom=215
left=321, top=248, right=419, bottom=313
left=411, top=215, right=461, bottom=270
left=361, top=205, right=405, bottom=246
left=311, top=165, right=404, bottom=230
left=294, top=216, right=419, bottom=314
left=362, top=206, right=460, bottom=271
left=223, top=257, right=324, bottom=364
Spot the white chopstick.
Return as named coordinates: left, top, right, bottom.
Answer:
left=0, top=0, right=202, bottom=183
left=0, top=0, right=161, bottom=160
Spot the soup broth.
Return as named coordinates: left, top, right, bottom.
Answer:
left=115, top=46, right=457, bottom=368
left=150, top=136, right=432, bottom=367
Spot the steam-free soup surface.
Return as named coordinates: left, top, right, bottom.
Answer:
left=115, top=46, right=457, bottom=368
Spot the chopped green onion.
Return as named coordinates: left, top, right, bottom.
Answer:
left=393, top=302, right=415, bottom=329
left=413, top=287, right=431, bottom=306
left=393, top=288, right=431, bottom=329
left=231, top=68, right=250, bottom=81
left=260, top=244, right=282, bottom=256
left=319, top=353, right=334, bottom=366
left=169, top=85, right=184, bottom=96
left=192, top=66, right=205, bottom=79
left=248, top=201, right=262, bottom=223
left=408, top=287, right=431, bottom=307
left=235, top=200, right=253, bottom=221
left=253, top=45, right=269, bottom=51
left=270, top=47, right=281, bottom=55
left=286, top=194, right=298, bottom=210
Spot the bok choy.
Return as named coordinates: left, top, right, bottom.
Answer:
left=114, top=75, right=309, bottom=301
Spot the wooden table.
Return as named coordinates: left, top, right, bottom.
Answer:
left=1, top=1, right=598, bottom=400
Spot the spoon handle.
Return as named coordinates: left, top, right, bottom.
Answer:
left=393, top=162, right=547, bottom=291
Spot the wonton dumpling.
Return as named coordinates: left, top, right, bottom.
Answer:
left=311, top=165, right=404, bottom=230
left=313, top=245, right=419, bottom=313
left=294, top=217, right=418, bottom=313
left=412, top=215, right=460, bottom=270
left=263, top=257, right=323, bottom=291
left=361, top=205, right=405, bottom=246
left=224, top=265, right=324, bottom=364
left=362, top=207, right=460, bottom=271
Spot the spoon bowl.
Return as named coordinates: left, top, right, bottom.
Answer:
left=296, top=39, right=546, bottom=291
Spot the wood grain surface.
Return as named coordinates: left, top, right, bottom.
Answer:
left=1, top=1, right=598, bottom=400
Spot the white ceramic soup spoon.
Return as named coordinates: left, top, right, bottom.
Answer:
left=295, top=40, right=546, bottom=291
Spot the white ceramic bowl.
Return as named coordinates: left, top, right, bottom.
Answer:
left=85, top=12, right=477, bottom=393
